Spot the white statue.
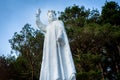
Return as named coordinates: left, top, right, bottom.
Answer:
left=36, top=9, right=76, bottom=80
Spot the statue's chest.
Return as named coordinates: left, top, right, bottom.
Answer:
left=46, top=23, right=56, bottom=34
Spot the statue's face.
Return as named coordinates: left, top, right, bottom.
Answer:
left=47, top=11, right=56, bottom=22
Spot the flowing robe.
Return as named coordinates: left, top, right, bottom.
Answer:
left=39, top=20, right=76, bottom=80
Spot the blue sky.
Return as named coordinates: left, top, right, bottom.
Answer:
left=0, top=0, right=120, bottom=56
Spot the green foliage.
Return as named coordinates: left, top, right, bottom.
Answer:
left=58, top=3, right=120, bottom=79
left=0, top=56, right=9, bottom=80
left=9, top=24, right=44, bottom=80
left=59, top=4, right=90, bottom=27
left=8, top=56, right=30, bottom=80
left=87, top=9, right=100, bottom=24
left=66, top=22, right=120, bottom=79
left=101, top=1, right=120, bottom=25
left=76, top=71, right=101, bottom=80
left=79, top=53, right=101, bottom=71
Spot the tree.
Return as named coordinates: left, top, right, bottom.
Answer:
left=65, top=22, right=120, bottom=79
left=101, top=1, right=120, bottom=25
left=59, top=4, right=90, bottom=27
left=0, top=56, right=9, bottom=80
left=87, top=9, right=100, bottom=24
left=9, top=24, right=44, bottom=80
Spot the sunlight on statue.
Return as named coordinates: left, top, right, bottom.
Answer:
left=36, top=8, right=76, bottom=80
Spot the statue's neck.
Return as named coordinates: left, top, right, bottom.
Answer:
left=48, top=18, right=57, bottom=23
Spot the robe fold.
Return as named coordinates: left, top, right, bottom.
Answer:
left=40, top=20, right=76, bottom=80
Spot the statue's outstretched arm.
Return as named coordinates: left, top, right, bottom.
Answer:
left=36, top=9, right=46, bottom=33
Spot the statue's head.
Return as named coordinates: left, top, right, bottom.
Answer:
left=47, top=10, right=57, bottom=23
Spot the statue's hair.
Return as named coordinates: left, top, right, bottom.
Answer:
left=47, top=10, right=56, bottom=16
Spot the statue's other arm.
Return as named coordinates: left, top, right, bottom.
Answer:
left=36, top=9, right=46, bottom=33
left=57, top=21, right=65, bottom=46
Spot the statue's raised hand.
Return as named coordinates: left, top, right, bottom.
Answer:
left=36, top=8, right=41, bottom=17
